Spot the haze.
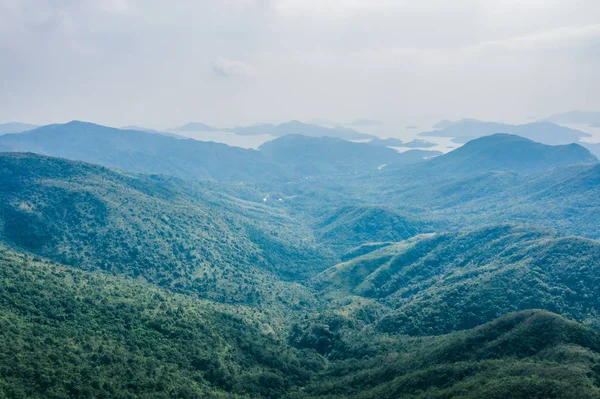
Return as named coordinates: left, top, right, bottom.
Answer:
left=1, top=0, right=599, bottom=132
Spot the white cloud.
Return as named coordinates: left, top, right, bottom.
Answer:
left=212, top=57, right=256, bottom=77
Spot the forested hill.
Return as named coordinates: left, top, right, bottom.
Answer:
left=314, top=224, right=600, bottom=335
left=0, top=152, right=334, bottom=310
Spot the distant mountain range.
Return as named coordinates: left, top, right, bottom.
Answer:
left=0, top=121, right=437, bottom=181
left=0, top=121, right=283, bottom=182
left=173, top=122, right=218, bottom=132
left=422, top=119, right=590, bottom=145
left=172, top=120, right=376, bottom=140
left=229, top=120, right=375, bottom=140
left=0, top=122, right=39, bottom=134
left=258, top=134, right=440, bottom=175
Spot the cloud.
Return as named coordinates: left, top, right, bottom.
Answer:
left=211, top=57, right=256, bottom=77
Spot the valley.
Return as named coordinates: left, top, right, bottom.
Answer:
left=1, top=122, right=600, bottom=398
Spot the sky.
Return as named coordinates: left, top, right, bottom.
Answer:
left=1, top=0, right=599, bottom=133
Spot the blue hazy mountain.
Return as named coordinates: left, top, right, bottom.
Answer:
left=422, top=119, right=590, bottom=145
left=173, top=122, right=219, bottom=132
left=422, top=133, right=597, bottom=175
left=258, top=135, right=439, bottom=175
left=0, top=121, right=283, bottom=182
left=230, top=120, right=376, bottom=140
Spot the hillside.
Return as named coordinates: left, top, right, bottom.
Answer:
left=313, top=206, right=426, bottom=255
left=0, top=121, right=285, bottom=183
left=421, top=120, right=590, bottom=145
left=314, top=225, right=600, bottom=335
left=0, top=248, right=323, bottom=399
left=0, top=153, right=333, bottom=309
left=298, top=310, right=600, bottom=399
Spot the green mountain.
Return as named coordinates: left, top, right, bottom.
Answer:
left=0, top=248, right=323, bottom=399
left=298, top=310, right=600, bottom=399
left=0, top=152, right=333, bottom=309
left=0, top=121, right=284, bottom=182
left=3, top=127, right=600, bottom=398
left=314, top=225, right=600, bottom=335
left=421, top=120, right=590, bottom=145
left=313, top=206, right=426, bottom=255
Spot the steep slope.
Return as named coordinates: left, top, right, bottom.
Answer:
left=0, top=121, right=284, bottom=182
left=423, top=133, right=597, bottom=175
left=299, top=310, right=600, bottom=399
left=0, top=153, right=333, bottom=308
left=314, top=225, right=600, bottom=335
left=421, top=120, right=590, bottom=145
left=313, top=206, right=425, bottom=255
left=0, top=248, right=323, bottom=399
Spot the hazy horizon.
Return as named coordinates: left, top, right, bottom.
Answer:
left=1, top=0, right=599, bottom=132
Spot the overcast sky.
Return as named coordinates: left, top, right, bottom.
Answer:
left=1, top=0, right=599, bottom=131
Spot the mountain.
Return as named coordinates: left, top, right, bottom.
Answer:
left=582, top=142, right=600, bottom=158
left=0, top=121, right=285, bottom=182
left=0, top=152, right=333, bottom=307
left=314, top=224, right=600, bottom=336
left=0, top=248, right=322, bottom=399
left=173, top=122, right=218, bottom=132
left=313, top=206, right=426, bottom=255
left=421, top=120, right=591, bottom=145
left=544, top=110, right=600, bottom=126
left=0, top=122, right=38, bottom=134
left=376, top=161, right=600, bottom=239
left=299, top=310, right=600, bottom=399
left=258, top=135, right=438, bottom=175
left=422, top=133, right=597, bottom=175
left=231, top=120, right=376, bottom=140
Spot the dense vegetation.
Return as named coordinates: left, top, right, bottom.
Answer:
left=2, top=125, right=600, bottom=397
left=0, top=248, right=323, bottom=399
left=297, top=310, right=600, bottom=399
left=314, top=225, right=600, bottom=335
left=0, top=153, right=333, bottom=313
